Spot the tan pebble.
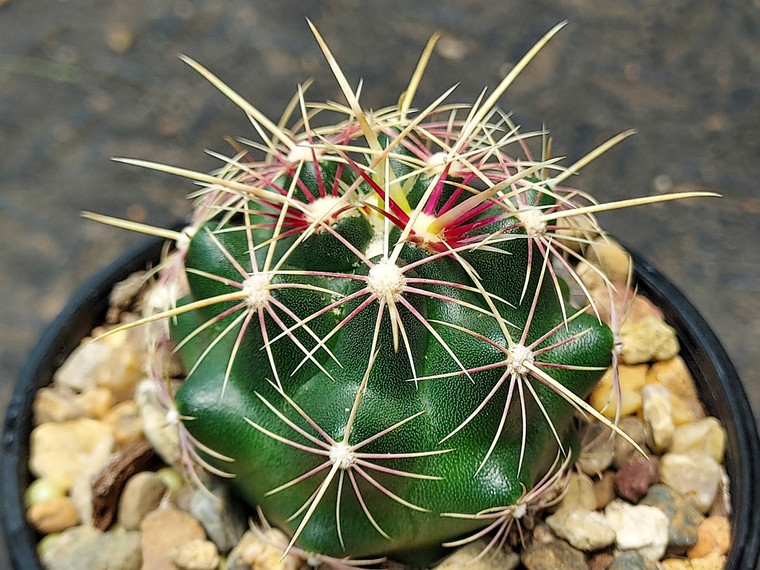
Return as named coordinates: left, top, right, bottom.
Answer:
left=642, top=384, right=674, bottom=452
left=612, top=416, right=650, bottom=468
left=585, top=236, right=632, bottom=283
left=33, top=387, right=79, bottom=424
left=660, top=559, right=693, bottom=569
left=29, top=419, right=115, bottom=490
left=577, top=260, right=607, bottom=292
left=33, top=386, right=114, bottom=423
left=136, top=383, right=181, bottom=466
left=433, top=537, right=519, bottom=567
left=646, top=356, right=698, bottom=399
left=615, top=364, right=650, bottom=391
left=171, top=539, right=220, bottom=570
left=577, top=425, right=615, bottom=476
left=619, top=316, right=680, bottom=364
left=588, top=365, right=649, bottom=419
left=70, top=433, right=117, bottom=524
left=118, top=472, right=168, bottom=531
left=531, top=522, right=556, bottom=544
left=584, top=280, right=621, bottom=326
left=604, top=501, right=669, bottom=560
left=687, top=516, right=731, bottom=559
left=558, top=472, right=597, bottom=512
left=671, top=417, right=727, bottom=463
left=690, top=553, right=728, bottom=569
left=141, top=508, right=206, bottom=570
left=74, top=387, right=115, bottom=419
left=240, top=528, right=303, bottom=570
left=52, top=339, right=107, bottom=393
left=97, top=333, right=144, bottom=401
left=26, top=496, right=80, bottom=534
left=670, top=393, right=705, bottom=426
left=226, top=531, right=256, bottom=569
left=589, top=383, right=642, bottom=419
left=627, top=294, right=665, bottom=323
left=103, top=400, right=144, bottom=447
left=53, top=334, right=143, bottom=402
left=593, top=471, right=617, bottom=510
left=40, top=526, right=102, bottom=567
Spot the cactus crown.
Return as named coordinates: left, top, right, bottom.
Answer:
left=89, top=22, right=715, bottom=565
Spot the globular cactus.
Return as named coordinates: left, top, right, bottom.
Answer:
left=91, top=22, right=712, bottom=565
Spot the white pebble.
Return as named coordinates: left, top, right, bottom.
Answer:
left=605, top=500, right=669, bottom=560
left=546, top=509, right=616, bottom=551
left=660, top=453, right=722, bottom=513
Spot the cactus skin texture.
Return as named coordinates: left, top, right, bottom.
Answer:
left=172, top=176, right=613, bottom=558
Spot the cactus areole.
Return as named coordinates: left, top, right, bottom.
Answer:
left=96, top=22, right=716, bottom=564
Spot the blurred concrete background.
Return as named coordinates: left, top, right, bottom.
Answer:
left=1, top=0, right=758, bottom=567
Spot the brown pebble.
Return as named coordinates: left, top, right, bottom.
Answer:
left=587, top=551, right=614, bottom=570
left=531, top=522, right=556, bottom=545
left=118, top=471, right=168, bottom=531
left=593, top=471, right=617, bottom=510
left=612, top=416, right=649, bottom=468
left=91, top=439, right=156, bottom=530
left=687, top=516, right=731, bottom=559
left=522, top=539, right=587, bottom=570
left=614, top=457, right=660, bottom=503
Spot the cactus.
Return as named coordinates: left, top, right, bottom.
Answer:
left=89, top=22, right=714, bottom=565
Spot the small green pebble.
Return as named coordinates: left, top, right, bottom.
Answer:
left=217, top=556, right=227, bottom=570
left=155, top=467, right=183, bottom=491
left=36, top=532, right=60, bottom=558
left=24, top=478, right=65, bottom=507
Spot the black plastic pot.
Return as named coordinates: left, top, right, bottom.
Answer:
left=2, top=237, right=760, bottom=569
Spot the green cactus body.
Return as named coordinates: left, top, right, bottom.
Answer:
left=170, top=136, right=614, bottom=558
left=87, top=20, right=715, bottom=564
left=79, top=22, right=696, bottom=564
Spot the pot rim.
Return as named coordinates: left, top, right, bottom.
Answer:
left=2, top=238, right=759, bottom=569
